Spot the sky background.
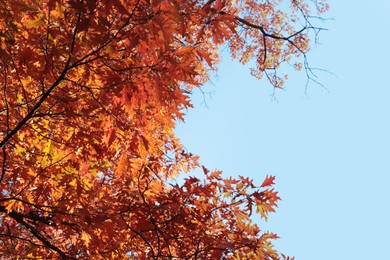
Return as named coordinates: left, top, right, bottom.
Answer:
left=176, top=1, right=390, bottom=259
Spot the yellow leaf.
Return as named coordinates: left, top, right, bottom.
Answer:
left=25, top=14, right=45, bottom=29
left=81, top=231, right=91, bottom=246
left=54, top=173, right=64, bottom=181
left=41, top=156, right=49, bottom=167
left=33, top=61, right=41, bottom=68
left=223, top=191, right=232, bottom=198
left=14, top=144, right=27, bottom=156
left=4, top=200, right=16, bottom=213
left=69, top=178, right=77, bottom=187
left=43, top=140, right=53, bottom=156
left=65, top=166, right=78, bottom=176
left=83, top=179, right=92, bottom=191
left=16, top=92, right=24, bottom=103
left=26, top=253, right=43, bottom=259
left=25, top=195, right=35, bottom=204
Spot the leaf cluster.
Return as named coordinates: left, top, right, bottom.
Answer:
left=0, top=0, right=327, bottom=258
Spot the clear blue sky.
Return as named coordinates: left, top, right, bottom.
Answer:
left=176, top=1, right=390, bottom=259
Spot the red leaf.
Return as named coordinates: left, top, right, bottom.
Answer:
left=202, top=165, right=209, bottom=175
left=103, top=126, right=116, bottom=147
left=261, top=175, right=276, bottom=187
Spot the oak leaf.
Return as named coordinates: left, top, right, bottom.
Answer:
left=261, top=175, right=276, bottom=187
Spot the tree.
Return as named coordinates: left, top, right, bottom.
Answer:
left=0, top=0, right=328, bottom=258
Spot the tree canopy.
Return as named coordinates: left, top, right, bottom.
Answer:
left=0, top=0, right=328, bottom=258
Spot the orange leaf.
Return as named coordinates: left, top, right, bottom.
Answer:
left=81, top=231, right=91, bottom=246
left=261, top=175, right=276, bottom=187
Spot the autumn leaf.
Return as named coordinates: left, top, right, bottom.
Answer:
left=202, top=165, right=209, bottom=174
left=103, top=126, right=116, bottom=147
left=261, top=175, right=276, bottom=187
left=25, top=14, right=45, bottom=29
left=4, top=200, right=16, bottom=213
left=81, top=231, right=91, bottom=246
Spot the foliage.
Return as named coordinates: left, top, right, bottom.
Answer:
left=0, top=0, right=327, bottom=258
